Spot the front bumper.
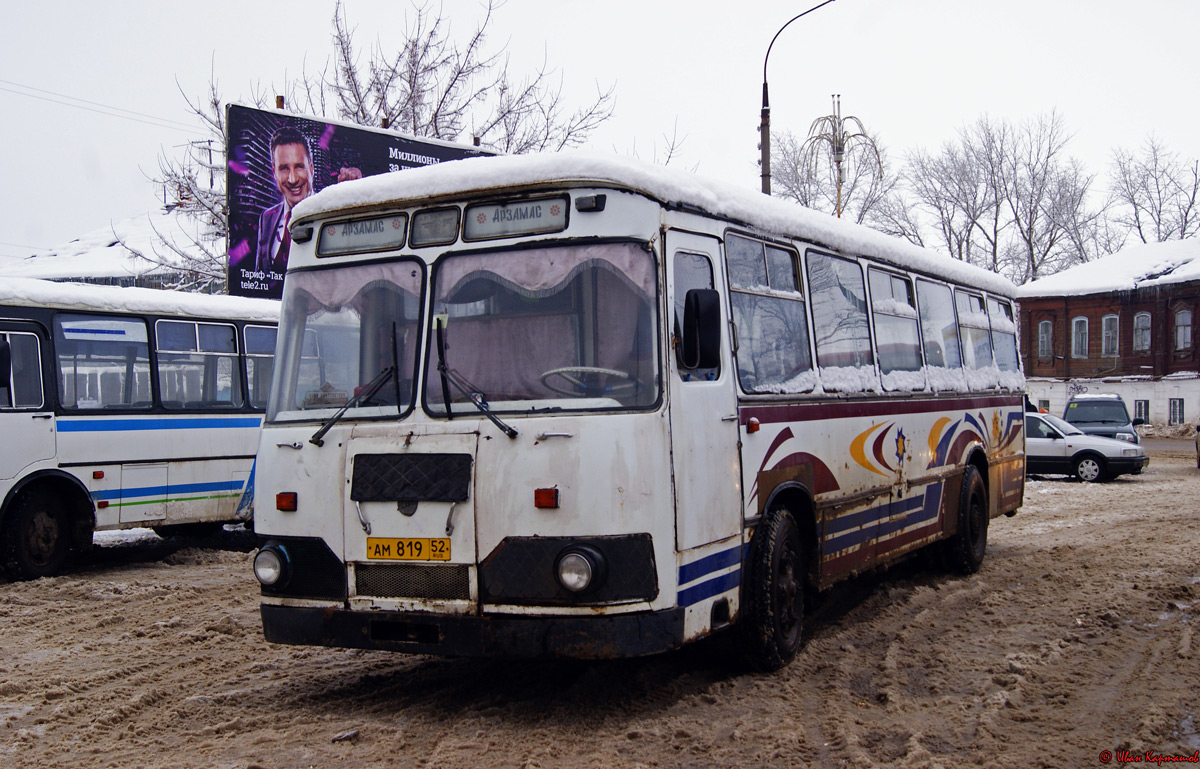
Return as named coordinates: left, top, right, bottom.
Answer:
left=1109, top=455, right=1150, bottom=474
left=261, top=603, right=687, bottom=659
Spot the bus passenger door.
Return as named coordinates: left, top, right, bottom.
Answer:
left=0, top=323, right=55, bottom=481
left=667, top=232, right=742, bottom=551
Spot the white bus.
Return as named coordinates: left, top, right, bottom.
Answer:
left=252, top=153, right=1025, bottom=670
left=0, top=278, right=279, bottom=580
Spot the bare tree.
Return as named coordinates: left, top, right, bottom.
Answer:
left=1000, top=111, right=1101, bottom=282
left=151, top=0, right=614, bottom=292
left=903, top=139, right=995, bottom=265
left=296, top=0, right=613, bottom=152
left=625, top=118, right=692, bottom=169
left=134, top=77, right=235, bottom=292
left=1109, top=136, right=1200, bottom=243
left=896, top=112, right=1104, bottom=284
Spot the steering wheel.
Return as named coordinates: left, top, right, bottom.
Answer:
left=539, top=366, right=637, bottom=397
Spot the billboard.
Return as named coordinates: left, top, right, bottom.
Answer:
left=225, top=104, right=491, bottom=299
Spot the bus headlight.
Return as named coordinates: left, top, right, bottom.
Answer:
left=254, top=544, right=290, bottom=587
left=555, top=545, right=607, bottom=594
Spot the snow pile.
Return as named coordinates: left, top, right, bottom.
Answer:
left=1, top=207, right=209, bottom=281
left=1017, top=238, right=1200, bottom=297
left=0, top=276, right=279, bottom=321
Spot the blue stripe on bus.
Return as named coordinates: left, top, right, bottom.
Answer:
left=822, top=482, right=943, bottom=555
left=91, top=479, right=247, bottom=501
left=678, top=570, right=740, bottom=607
left=678, top=544, right=742, bottom=585
left=58, top=416, right=262, bottom=433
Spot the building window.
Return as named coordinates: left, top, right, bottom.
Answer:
left=1101, top=314, right=1119, bottom=357
left=1133, top=312, right=1151, bottom=353
left=1176, top=308, right=1193, bottom=351
left=1037, top=320, right=1053, bottom=359
left=1071, top=316, right=1088, bottom=358
left=1038, top=399, right=1050, bottom=412
left=1134, top=399, right=1149, bottom=422
left=1169, top=398, right=1185, bottom=426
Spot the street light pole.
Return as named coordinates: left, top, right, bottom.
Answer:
left=760, top=0, right=840, bottom=195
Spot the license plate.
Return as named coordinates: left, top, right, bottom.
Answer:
left=366, top=537, right=451, bottom=561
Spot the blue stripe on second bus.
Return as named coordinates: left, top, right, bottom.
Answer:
left=677, top=543, right=743, bottom=607
left=822, top=482, right=943, bottom=556
left=58, top=416, right=262, bottom=433
left=91, top=479, right=246, bottom=502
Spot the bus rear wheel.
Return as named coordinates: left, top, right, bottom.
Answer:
left=737, top=506, right=805, bottom=672
left=940, top=465, right=987, bottom=574
left=2, top=489, right=69, bottom=580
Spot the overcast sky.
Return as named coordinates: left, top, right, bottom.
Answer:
left=3, top=0, right=1196, bottom=261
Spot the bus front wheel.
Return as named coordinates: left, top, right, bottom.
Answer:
left=941, top=465, right=988, bottom=575
left=737, top=506, right=805, bottom=672
left=1, top=489, right=69, bottom=580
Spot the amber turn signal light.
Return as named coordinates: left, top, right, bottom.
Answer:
left=276, top=492, right=298, bottom=512
left=534, top=488, right=559, bottom=509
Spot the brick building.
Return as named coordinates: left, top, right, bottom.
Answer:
left=1016, top=239, right=1199, bottom=429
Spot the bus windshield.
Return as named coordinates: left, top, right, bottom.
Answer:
left=425, top=242, right=659, bottom=413
left=268, top=260, right=423, bottom=422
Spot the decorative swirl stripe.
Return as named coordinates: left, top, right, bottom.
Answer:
left=850, top=422, right=892, bottom=477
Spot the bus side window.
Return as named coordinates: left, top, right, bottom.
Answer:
left=672, top=252, right=719, bottom=381
left=54, top=315, right=151, bottom=410
left=868, top=268, right=924, bottom=391
left=244, top=325, right=278, bottom=410
left=807, top=251, right=873, bottom=391
left=8, top=333, right=45, bottom=409
left=0, top=333, right=43, bottom=407
left=156, top=320, right=244, bottom=409
left=726, top=234, right=812, bottom=393
left=916, top=279, right=964, bottom=392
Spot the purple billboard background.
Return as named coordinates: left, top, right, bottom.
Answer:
left=226, top=104, right=489, bottom=299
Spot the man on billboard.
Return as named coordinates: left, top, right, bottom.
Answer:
left=227, top=104, right=491, bottom=299
left=254, top=126, right=361, bottom=280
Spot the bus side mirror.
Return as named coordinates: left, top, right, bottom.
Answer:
left=681, top=289, right=721, bottom=370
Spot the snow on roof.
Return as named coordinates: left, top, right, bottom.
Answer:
left=0, top=276, right=279, bottom=322
left=1016, top=238, right=1200, bottom=298
left=0, top=207, right=205, bottom=281
left=293, top=151, right=1018, bottom=298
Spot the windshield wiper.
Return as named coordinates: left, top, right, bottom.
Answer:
left=309, top=366, right=397, bottom=447
left=435, top=319, right=518, bottom=439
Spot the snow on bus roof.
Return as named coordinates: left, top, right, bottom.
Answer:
left=0, top=277, right=280, bottom=322
left=1016, top=238, right=1200, bottom=298
left=293, top=151, right=1018, bottom=298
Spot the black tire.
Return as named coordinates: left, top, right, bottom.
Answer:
left=1, top=489, right=69, bottom=580
left=737, top=506, right=805, bottom=672
left=940, top=465, right=988, bottom=575
left=1073, top=454, right=1105, bottom=483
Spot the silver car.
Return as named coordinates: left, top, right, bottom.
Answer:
left=1025, top=412, right=1149, bottom=482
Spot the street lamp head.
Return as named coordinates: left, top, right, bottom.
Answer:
left=759, top=0, right=841, bottom=195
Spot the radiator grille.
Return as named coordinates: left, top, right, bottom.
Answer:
left=356, top=563, right=470, bottom=600
left=351, top=453, right=472, bottom=502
